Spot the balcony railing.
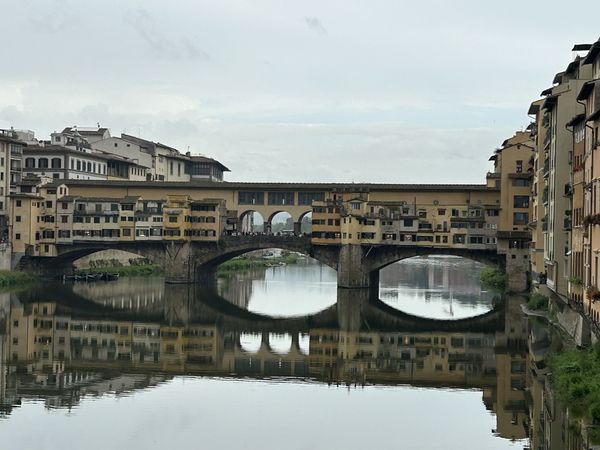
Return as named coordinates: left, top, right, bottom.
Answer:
left=564, top=217, right=572, bottom=230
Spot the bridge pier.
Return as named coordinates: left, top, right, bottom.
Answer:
left=159, top=242, right=196, bottom=283
left=504, top=251, right=529, bottom=292
left=337, top=244, right=370, bottom=289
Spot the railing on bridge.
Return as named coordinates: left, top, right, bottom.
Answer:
left=220, top=234, right=311, bottom=246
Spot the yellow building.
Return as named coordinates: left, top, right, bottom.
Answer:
left=488, top=131, right=535, bottom=291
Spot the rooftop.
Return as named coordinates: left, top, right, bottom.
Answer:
left=48, top=179, right=499, bottom=192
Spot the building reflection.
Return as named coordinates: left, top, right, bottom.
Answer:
left=0, top=287, right=529, bottom=443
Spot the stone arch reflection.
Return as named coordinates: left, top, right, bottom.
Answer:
left=379, top=255, right=498, bottom=320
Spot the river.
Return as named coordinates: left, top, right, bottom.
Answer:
left=0, top=256, right=560, bottom=449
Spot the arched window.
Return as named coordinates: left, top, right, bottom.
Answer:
left=25, top=158, right=35, bottom=168
left=51, top=158, right=61, bottom=169
left=38, top=158, right=49, bottom=169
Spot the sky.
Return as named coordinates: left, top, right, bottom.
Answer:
left=1, top=0, right=599, bottom=183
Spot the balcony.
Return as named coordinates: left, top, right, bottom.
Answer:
left=542, top=159, right=549, bottom=178
left=564, top=217, right=572, bottom=230
left=542, top=188, right=549, bottom=205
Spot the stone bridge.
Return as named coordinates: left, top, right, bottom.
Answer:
left=26, top=235, right=515, bottom=290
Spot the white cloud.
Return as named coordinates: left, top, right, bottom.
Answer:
left=1, top=0, right=599, bottom=183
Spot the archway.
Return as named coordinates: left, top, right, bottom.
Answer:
left=378, top=254, right=499, bottom=320
left=239, top=210, right=266, bottom=234
left=269, top=211, right=293, bottom=236
left=215, top=246, right=338, bottom=317
left=298, top=211, right=313, bottom=236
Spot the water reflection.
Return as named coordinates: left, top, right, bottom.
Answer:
left=380, top=256, right=496, bottom=319
left=0, top=283, right=527, bottom=445
left=217, top=261, right=338, bottom=317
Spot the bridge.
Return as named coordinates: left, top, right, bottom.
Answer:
left=26, top=234, right=506, bottom=290
left=12, top=179, right=529, bottom=291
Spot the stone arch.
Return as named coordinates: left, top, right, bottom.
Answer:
left=365, top=246, right=504, bottom=274
left=238, top=210, right=266, bottom=233
left=297, top=210, right=313, bottom=235
left=357, top=246, right=504, bottom=294
left=193, top=239, right=337, bottom=273
left=268, top=210, right=294, bottom=235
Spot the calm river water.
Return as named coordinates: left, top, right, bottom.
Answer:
left=0, top=256, right=533, bottom=449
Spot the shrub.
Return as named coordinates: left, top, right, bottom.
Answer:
left=528, top=293, right=549, bottom=311
left=480, top=267, right=506, bottom=291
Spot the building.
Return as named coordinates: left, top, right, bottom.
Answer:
left=311, top=187, right=500, bottom=252
left=528, top=100, right=547, bottom=285
left=487, top=131, right=535, bottom=291
left=0, top=129, right=25, bottom=239
left=537, top=56, right=591, bottom=299
left=576, top=39, right=600, bottom=322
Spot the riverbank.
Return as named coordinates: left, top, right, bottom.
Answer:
left=0, top=271, right=38, bottom=289
left=75, top=264, right=163, bottom=277
left=217, top=254, right=300, bottom=275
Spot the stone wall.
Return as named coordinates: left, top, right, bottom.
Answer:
left=73, top=249, right=150, bottom=269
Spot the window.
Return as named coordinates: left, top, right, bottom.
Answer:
left=513, top=179, right=530, bottom=187
left=51, top=158, right=61, bottom=169
left=350, top=202, right=361, bottom=210
left=238, top=191, right=264, bottom=205
left=25, top=157, right=35, bottom=168
left=169, top=216, right=178, bottom=223
left=516, top=160, right=523, bottom=173
left=16, top=200, right=21, bottom=207
left=46, top=201, right=53, bottom=208
left=38, top=158, right=49, bottom=168
left=268, top=191, right=294, bottom=205
left=15, top=215, right=21, bottom=222
left=437, top=209, right=446, bottom=215
left=298, top=192, right=325, bottom=205
left=513, top=212, right=529, bottom=225
left=15, top=233, right=20, bottom=240
left=513, top=196, right=529, bottom=208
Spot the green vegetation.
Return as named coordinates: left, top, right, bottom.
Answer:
left=528, top=292, right=549, bottom=311
left=480, top=267, right=506, bottom=291
left=548, top=343, right=600, bottom=443
left=0, top=271, right=37, bottom=289
left=569, top=277, right=584, bottom=286
left=76, top=264, right=163, bottom=277
left=217, top=252, right=300, bottom=276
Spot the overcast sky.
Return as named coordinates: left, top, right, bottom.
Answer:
left=1, top=0, right=599, bottom=183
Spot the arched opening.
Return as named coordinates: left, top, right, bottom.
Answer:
left=269, top=211, right=293, bottom=235
left=239, top=332, right=262, bottom=353
left=298, top=211, right=312, bottom=235
left=239, top=210, right=265, bottom=234
left=216, top=247, right=337, bottom=317
left=267, top=333, right=292, bottom=355
left=378, top=255, right=498, bottom=320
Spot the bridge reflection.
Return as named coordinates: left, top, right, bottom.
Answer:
left=0, top=286, right=527, bottom=440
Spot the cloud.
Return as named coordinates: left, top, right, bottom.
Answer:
left=304, top=16, right=327, bottom=36
left=124, top=8, right=209, bottom=61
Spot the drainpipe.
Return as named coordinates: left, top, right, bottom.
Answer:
left=577, top=96, right=594, bottom=311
